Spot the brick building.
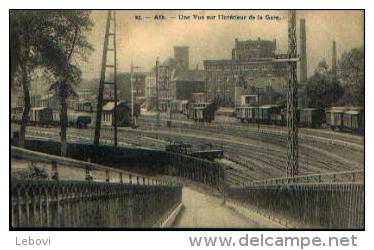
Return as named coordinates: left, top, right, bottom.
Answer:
left=204, top=37, right=289, bottom=107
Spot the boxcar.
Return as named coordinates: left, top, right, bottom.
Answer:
left=258, top=105, right=282, bottom=124
left=191, top=103, right=216, bottom=123
left=299, top=108, right=325, bottom=128
left=235, top=106, right=246, bottom=122
left=181, top=100, right=189, bottom=115
left=237, top=106, right=257, bottom=123
left=29, top=107, right=53, bottom=126
left=77, top=100, right=94, bottom=112
left=342, top=108, right=364, bottom=133
left=325, top=107, right=348, bottom=130
left=52, top=111, right=92, bottom=128
left=68, top=112, right=92, bottom=128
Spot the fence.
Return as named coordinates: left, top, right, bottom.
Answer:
left=227, top=181, right=364, bottom=229
left=11, top=180, right=182, bottom=228
left=166, top=152, right=225, bottom=192
left=241, top=170, right=364, bottom=186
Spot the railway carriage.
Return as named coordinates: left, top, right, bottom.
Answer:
left=299, top=108, right=325, bottom=128
left=235, top=106, right=246, bottom=122
left=77, top=100, right=94, bottom=112
left=68, top=112, right=92, bottom=128
left=270, top=111, right=285, bottom=125
left=52, top=111, right=92, bottom=128
left=181, top=100, right=189, bottom=115
left=342, top=108, right=364, bottom=133
left=12, top=107, right=53, bottom=126
left=325, top=107, right=348, bottom=131
left=190, top=102, right=216, bottom=123
left=236, top=106, right=257, bottom=123
left=171, top=100, right=189, bottom=114
left=258, top=105, right=282, bottom=124
left=29, top=107, right=53, bottom=126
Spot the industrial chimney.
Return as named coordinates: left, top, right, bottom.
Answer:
left=332, top=40, right=337, bottom=82
left=299, top=18, right=307, bottom=84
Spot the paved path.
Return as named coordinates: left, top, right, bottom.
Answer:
left=173, top=187, right=283, bottom=228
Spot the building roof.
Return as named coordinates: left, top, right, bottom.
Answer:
left=172, top=70, right=205, bottom=82
left=203, top=58, right=283, bottom=65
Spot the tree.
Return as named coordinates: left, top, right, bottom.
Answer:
left=40, top=11, right=93, bottom=156
left=10, top=11, right=51, bottom=147
left=338, top=47, right=364, bottom=106
left=10, top=11, right=93, bottom=155
left=305, top=59, right=344, bottom=109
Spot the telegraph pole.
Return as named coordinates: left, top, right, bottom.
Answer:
left=155, top=58, right=160, bottom=127
left=130, top=62, right=141, bottom=126
left=205, top=74, right=208, bottom=103
left=255, top=87, right=263, bottom=132
left=166, top=66, right=172, bottom=127
left=286, top=10, right=299, bottom=179
left=94, top=10, right=118, bottom=147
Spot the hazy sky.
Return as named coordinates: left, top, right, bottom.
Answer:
left=79, top=10, right=364, bottom=80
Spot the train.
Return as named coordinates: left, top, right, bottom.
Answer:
left=11, top=107, right=92, bottom=128
left=235, top=105, right=364, bottom=133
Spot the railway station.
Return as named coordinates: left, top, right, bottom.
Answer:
left=10, top=10, right=364, bottom=229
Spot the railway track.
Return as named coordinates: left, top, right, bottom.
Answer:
left=137, top=116, right=363, bottom=150
left=11, top=122, right=364, bottom=186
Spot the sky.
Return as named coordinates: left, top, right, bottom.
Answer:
left=79, top=10, right=364, bottom=80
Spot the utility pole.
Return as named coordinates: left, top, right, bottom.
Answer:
left=286, top=10, right=299, bottom=179
left=158, top=64, right=171, bottom=126
left=332, top=40, right=337, bottom=83
left=130, top=62, right=141, bottom=126
left=94, top=10, right=118, bottom=147
left=166, top=66, right=172, bottom=127
left=254, top=87, right=263, bottom=132
left=205, top=74, right=208, bottom=103
left=155, top=58, right=160, bottom=127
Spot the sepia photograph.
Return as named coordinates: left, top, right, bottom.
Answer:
left=9, top=9, right=364, bottom=230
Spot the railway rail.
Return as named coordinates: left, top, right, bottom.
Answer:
left=11, top=121, right=363, bottom=186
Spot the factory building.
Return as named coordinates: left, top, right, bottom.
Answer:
left=204, top=37, right=289, bottom=107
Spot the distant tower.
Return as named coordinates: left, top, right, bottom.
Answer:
left=299, top=18, right=307, bottom=84
left=174, top=46, right=189, bottom=70
left=332, top=40, right=337, bottom=82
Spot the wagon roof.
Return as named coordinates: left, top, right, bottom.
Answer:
left=344, top=110, right=362, bottom=115
left=102, top=101, right=129, bottom=111
left=78, top=99, right=93, bottom=104
left=327, top=107, right=348, bottom=112
left=68, top=111, right=92, bottom=117
left=237, top=105, right=258, bottom=108
left=260, top=104, right=282, bottom=109
left=31, top=107, right=50, bottom=111
left=301, top=108, right=321, bottom=111
left=327, top=106, right=364, bottom=112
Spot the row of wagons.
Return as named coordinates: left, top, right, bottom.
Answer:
left=235, top=105, right=364, bottom=133
left=11, top=107, right=92, bottom=128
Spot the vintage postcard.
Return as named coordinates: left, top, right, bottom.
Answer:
left=10, top=10, right=364, bottom=230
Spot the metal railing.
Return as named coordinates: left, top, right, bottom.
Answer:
left=241, top=170, right=364, bottom=186
left=11, top=146, right=182, bottom=228
left=227, top=182, right=364, bottom=229
left=11, top=146, right=173, bottom=185
left=166, top=152, right=225, bottom=192
left=11, top=180, right=182, bottom=228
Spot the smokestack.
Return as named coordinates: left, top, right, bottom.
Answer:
left=332, top=40, right=337, bottom=82
left=299, top=18, right=307, bottom=84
